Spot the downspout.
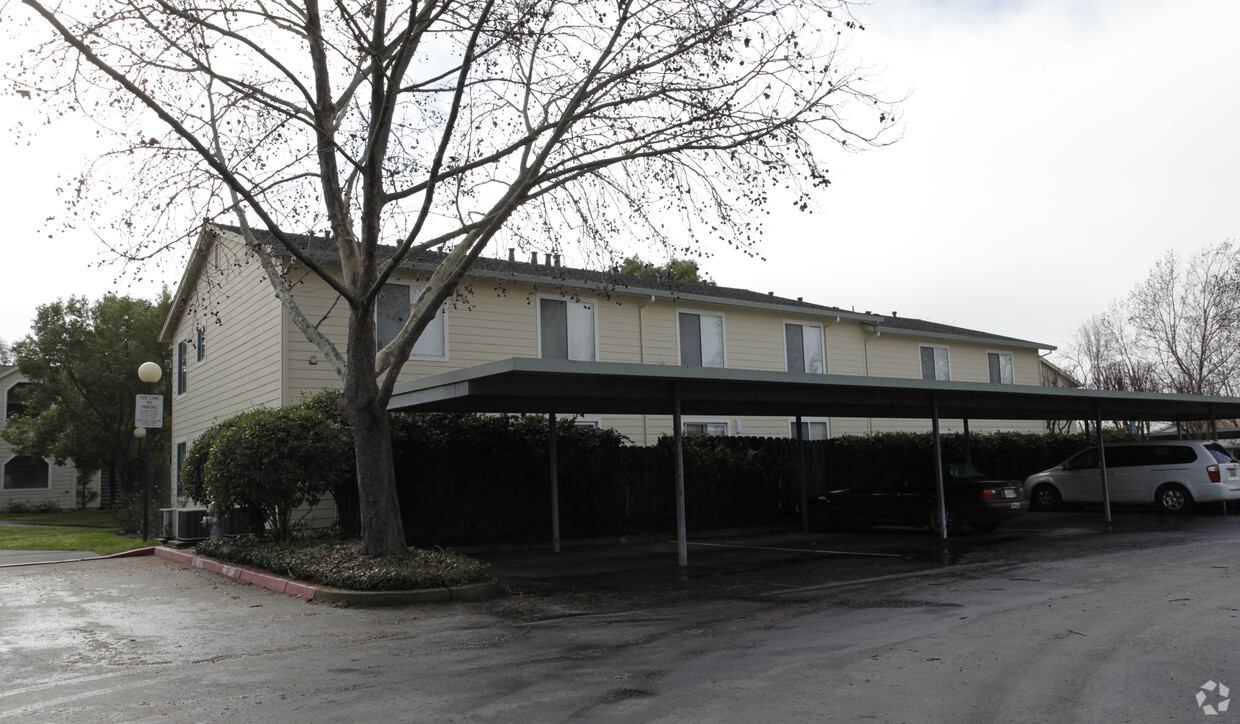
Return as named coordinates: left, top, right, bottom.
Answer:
left=863, top=324, right=881, bottom=434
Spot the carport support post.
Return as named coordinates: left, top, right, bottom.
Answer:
left=549, top=413, right=560, bottom=554
left=673, top=385, right=688, bottom=567
left=932, top=395, right=948, bottom=541
left=962, top=419, right=972, bottom=466
left=796, top=415, right=808, bottom=533
left=1097, top=403, right=1112, bottom=525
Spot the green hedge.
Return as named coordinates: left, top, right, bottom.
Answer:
left=190, top=391, right=1136, bottom=546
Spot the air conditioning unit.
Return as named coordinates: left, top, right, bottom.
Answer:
left=160, top=507, right=209, bottom=542
left=159, top=507, right=255, bottom=542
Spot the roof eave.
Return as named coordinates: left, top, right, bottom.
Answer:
left=865, top=323, right=1054, bottom=351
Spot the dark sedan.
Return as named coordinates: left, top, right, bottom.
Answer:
left=808, top=462, right=1029, bottom=535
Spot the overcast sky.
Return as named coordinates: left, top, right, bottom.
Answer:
left=2, top=0, right=1237, bottom=359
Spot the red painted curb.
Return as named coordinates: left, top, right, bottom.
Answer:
left=151, top=547, right=318, bottom=601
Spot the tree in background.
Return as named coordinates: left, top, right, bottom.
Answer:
left=0, top=338, right=12, bottom=365
left=1127, top=242, right=1240, bottom=397
left=2, top=294, right=172, bottom=518
left=1055, top=240, right=1240, bottom=434
left=15, top=0, right=896, bottom=555
left=620, top=255, right=714, bottom=285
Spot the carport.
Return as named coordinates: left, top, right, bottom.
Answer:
left=389, top=358, right=1240, bottom=563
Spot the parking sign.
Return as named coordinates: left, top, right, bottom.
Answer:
left=135, top=394, right=164, bottom=428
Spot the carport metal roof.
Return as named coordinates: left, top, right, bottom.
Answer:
left=389, top=358, right=1240, bottom=564
left=389, top=357, right=1240, bottom=423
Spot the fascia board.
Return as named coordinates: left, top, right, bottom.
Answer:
left=865, top=324, right=1054, bottom=352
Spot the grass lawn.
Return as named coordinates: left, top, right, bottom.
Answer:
left=0, top=525, right=151, bottom=556
left=0, top=509, right=120, bottom=528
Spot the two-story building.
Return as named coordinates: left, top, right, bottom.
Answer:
left=160, top=223, right=1056, bottom=503
left=1, top=365, right=100, bottom=511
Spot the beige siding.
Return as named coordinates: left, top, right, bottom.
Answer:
left=166, top=230, right=1058, bottom=516
left=825, top=320, right=868, bottom=376
left=167, top=237, right=285, bottom=499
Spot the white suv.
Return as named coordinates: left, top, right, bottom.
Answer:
left=1024, top=440, right=1240, bottom=514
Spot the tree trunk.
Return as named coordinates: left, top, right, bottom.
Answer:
left=348, top=400, right=406, bottom=555
left=342, top=306, right=407, bottom=557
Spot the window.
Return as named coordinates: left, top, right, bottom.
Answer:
left=376, top=283, right=447, bottom=359
left=679, top=312, right=725, bottom=368
left=5, top=383, right=30, bottom=420
left=919, top=345, right=950, bottom=381
left=988, top=351, right=1014, bottom=384
left=684, top=421, right=728, bottom=436
left=539, top=298, right=596, bottom=361
left=3, top=456, right=50, bottom=490
left=572, top=419, right=601, bottom=429
left=1065, top=448, right=1100, bottom=470
left=785, top=323, right=825, bottom=373
left=196, top=326, right=207, bottom=363
left=176, top=340, right=188, bottom=395
left=790, top=419, right=830, bottom=440
left=175, top=441, right=187, bottom=489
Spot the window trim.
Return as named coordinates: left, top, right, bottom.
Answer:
left=195, top=325, right=207, bottom=365
left=571, top=418, right=602, bottom=429
left=376, top=282, right=450, bottom=361
left=919, top=344, right=951, bottom=381
left=784, top=320, right=826, bottom=374
left=174, top=439, right=188, bottom=499
left=987, top=350, right=1015, bottom=385
left=2, top=454, right=52, bottom=491
left=683, top=419, right=729, bottom=437
left=176, top=338, right=189, bottom=396
left=789, top=418, right=831, bottom=440
left=4, top=381, right=30, bottom=421
left=536, top=295, right=599, bottom=362
left=676, top=309, right=727, bottom=368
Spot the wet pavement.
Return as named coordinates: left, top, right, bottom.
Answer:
left=475, top=506, right=1227, bottom=601
left=4, top=508, right=1240, bottom=721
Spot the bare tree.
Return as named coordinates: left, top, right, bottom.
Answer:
left=1059, top=307, right=1158, bottom=433
left=1127, top=241, right=1240, bottom=397
left=10, top=0, right=895, bottom=555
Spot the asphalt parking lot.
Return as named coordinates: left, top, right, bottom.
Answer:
left=4, top=507, right=1239, bottom=722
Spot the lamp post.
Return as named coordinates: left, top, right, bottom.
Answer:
left=136, top=362, right=163, bottom=542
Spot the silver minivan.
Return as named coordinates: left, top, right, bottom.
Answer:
left=1024, top=441, right=1240, bottom=513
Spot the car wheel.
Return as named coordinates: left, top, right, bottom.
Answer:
left=971, top=521, right=1000, bottom=533
left=1155, top=483, right=1193, bottom=514
left=1030, top=483, right=1061, bottom=511
left=927, top=505, right=960, bottom=536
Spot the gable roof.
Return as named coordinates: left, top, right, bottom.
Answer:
left=162, top=221, right=1053, bottom=350
left=869, top=315, right=1052, bottom=350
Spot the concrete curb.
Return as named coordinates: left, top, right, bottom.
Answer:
left=1, top=546, right=502, bottom=605
left=146, top=547, right=501, bottom=605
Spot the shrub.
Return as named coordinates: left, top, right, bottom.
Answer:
left=4, top=500, right=63, bottom=514
left=182, top=404, right=353, bottom=542
left=195, top=532, right=488, bottom=591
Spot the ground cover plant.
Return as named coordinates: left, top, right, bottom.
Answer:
left=195, top=532, right=489, bottom=592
